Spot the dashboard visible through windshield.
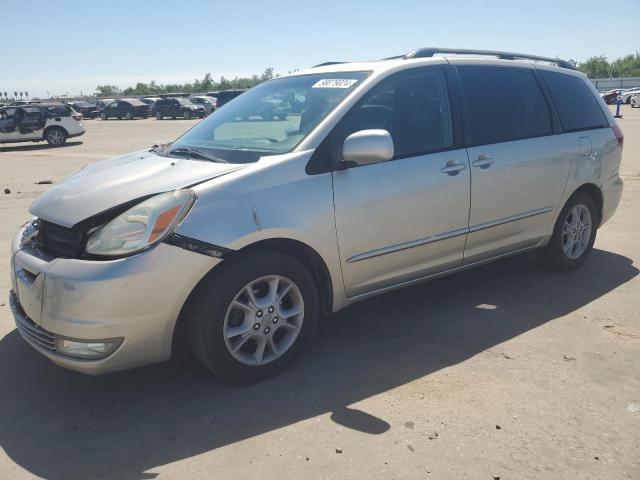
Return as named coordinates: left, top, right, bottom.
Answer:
left=166, top=71, right=369, bottom=163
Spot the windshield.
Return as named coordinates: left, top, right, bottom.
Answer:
left=177, top=98, right=193, bottom=105
left=168, top=71, right=368, bottom=162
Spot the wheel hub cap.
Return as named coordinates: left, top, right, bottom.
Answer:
left=223, top=275, right=304, bottom=366
left=562, top=204, right=592, bottom=259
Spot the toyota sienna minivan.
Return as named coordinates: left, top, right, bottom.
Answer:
left=10, top=48, right=624, bottom=382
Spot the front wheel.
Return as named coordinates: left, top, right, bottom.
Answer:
left=183, top=110, right=192, bottom=119
left=156, top=111, right=163, bottom=120
left=187, top=251, right=319, bottom=383
left=125, top=111, right=133, bottom=120
left=100, top=112, right=107, bottom=120
left=45, top=127, right=67, bottom=146
left=538, top=193, right=598, bottom=270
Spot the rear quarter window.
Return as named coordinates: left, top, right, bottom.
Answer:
left=540, top=71, right=608, bottom=132
left=44, top=105, right=71, bottom=116
left=458, top=66, right=552, bottom=146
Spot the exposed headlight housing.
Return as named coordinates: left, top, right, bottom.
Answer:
left=85, top=189, right=195, bottom=257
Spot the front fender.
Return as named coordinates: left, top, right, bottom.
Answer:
left=174, top=150, right=348, bottom=311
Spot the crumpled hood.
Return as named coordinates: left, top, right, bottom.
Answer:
left=30, top=150, right=245, bottom=228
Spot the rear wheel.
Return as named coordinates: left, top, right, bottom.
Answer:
left=538, top=193, right=598, bottom=270
left=184, top=110, right=192, bottom=119
left=100, top=112, right=107, bottom=120
left=125, top=111, right=133, bottom=120
left=187, top=251, right=319, bottom=383
left=45, top=127, right=67, bottom=146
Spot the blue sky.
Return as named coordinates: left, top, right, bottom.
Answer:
left=1, top=0, right=638, bottom=98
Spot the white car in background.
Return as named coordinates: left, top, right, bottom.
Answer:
left=619, top=88, right=640, bottom=104
left=631, top=94, right=640, bottom=108
left=0, top=103, right=85, bottom=146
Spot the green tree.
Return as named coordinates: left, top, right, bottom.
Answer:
left=578, top=55, right=610, bottom=78
left=95, top=84, right=121, bottom=96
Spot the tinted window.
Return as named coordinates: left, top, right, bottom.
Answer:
left=540, top=71, right=608, bottom=132
left=459, top=67, right=552, bottom=145
left=340, top=68, right=453, bottom=158
left=44, top=105, right=71, bottom=116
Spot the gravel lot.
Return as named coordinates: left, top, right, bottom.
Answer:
left=0, top=108, right=638, bottom=480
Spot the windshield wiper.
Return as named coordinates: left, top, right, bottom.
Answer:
left=168, top=147, right=228, bottom=163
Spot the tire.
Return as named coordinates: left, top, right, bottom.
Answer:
left=537, top=192, right=598, bottom=271
left=125, top=111, right=133, bottom=120
left=45, top=126, right=67, bottom=146
left=187, top=251, right=319, bottom=383
left=156, top=111, right=163, bottom=120
left=276, top=114, right=287, bottom=120
left=100, top=112, right=107, bottom=120
left=184, top=110, right=192, bottom=120
left=142, top=114, right=148, bottom=119
left=117, top=116, right=122, bottom=120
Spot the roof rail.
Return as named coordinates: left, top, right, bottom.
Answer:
left=404, top=47, right=575, bottom=70
left=312, top=61, right=347, bottom=68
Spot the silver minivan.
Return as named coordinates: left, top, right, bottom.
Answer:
left=10, top=48, right=624, bottom=382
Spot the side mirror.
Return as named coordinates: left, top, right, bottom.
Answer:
left=342, top=129, right=394, bottom=166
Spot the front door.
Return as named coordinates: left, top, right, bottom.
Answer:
left=0, top=108, right=20, bottom=142
left=332, top=67, right=471, bottom=297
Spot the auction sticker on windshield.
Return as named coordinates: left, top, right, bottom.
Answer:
left=312, top=79, right=358, bottom=88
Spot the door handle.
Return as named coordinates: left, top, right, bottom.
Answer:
left=472, top=154, right=494, bottom=169
left=440, top=160, right=467, bottom=176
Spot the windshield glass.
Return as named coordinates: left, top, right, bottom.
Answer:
left=176, top=98, right=193, bottom=105
left=168, top=71, right=368, bottom=162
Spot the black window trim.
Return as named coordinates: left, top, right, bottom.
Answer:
left=306, top=65, right=463, bottom=175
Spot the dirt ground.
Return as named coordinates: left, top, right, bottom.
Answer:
left=0, top=107, right=638, bottom=480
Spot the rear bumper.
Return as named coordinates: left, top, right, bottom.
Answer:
left=10, top=224, right=220, bottom=374
left=601, top=174, right=624, bottom=226
left=69, top=130, right=85, bottom=138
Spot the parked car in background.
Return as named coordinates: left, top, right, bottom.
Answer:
left=8, top=48, right=624, bottom=382
left=206, top=89, right=245, bottom=107
left=600, top=89, right=624, bottom=104
left=140, top=97, right=161, bottom=113
left=67, top=101, right=99, bottom=119
left=96, top=99, right=114, bottom=109
left=619, top=87, right=640, bottom=104
left=631, top=94, right=640, bottom=108
left=0, top=103, right=84, bottom=146
left=189, top=96, right=216, bottom=115
left=99, top=99, right=150, bottom=120
left=154, top=97, right=205, bottom=119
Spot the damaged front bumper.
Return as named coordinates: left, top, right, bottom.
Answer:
left=9, top=222, right=221, bottom=375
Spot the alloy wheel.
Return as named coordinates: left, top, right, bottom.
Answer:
left=223, top=275, right=304, bottom=366
left=562, top=204, right=592, bottom=259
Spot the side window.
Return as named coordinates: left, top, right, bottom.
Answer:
left=458, top=67, right=552, bottom=146
left=23, top=107, right=43, bottom=118
left=340, top=68, right=453, bottom=158
left=540, top=71, right=608, bottom=132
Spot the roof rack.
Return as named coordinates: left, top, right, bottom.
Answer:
left=404, top=47, right=575, bottom=70
left=312, top=61, right=348, bottom=68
